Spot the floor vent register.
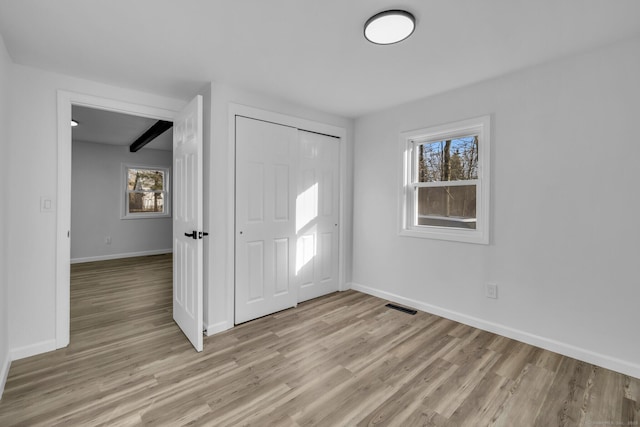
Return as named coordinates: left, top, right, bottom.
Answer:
left=385, top=303, right=417, bottom=315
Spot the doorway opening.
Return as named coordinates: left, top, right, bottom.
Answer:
left=56, top=91, right=180, bottom=349
left=69, top=105, right=174, bottom=344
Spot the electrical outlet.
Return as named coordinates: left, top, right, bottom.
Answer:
left=105, top=236, right=112, bottom=245
left=486, top=283, right=498, bottom=299
left=40, top=196, right=54, bottom=213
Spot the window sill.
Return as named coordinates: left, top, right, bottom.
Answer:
left=399, top=226, right=488, bottom=245
left=121, top=213, right=172, bottom=220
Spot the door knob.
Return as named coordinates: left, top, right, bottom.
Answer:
left=185, top=231, right=209, bottom=239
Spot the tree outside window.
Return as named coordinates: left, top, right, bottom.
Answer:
left=122, top=164, right=171, bottom=219
left=400, top=116, right=490, bottom=244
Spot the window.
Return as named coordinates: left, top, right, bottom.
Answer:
left=122, top=164, right=171, bottom=219
left=400, top=116, right=490, bottom=244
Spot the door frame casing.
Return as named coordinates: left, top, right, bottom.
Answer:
left=227, top=103, right=349, bottom=327
left=56, top=90, right=182, bottom=348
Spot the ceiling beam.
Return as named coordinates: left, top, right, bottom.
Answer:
left=129, top=120, right=173, bottom=152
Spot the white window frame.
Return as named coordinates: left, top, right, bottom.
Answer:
left=121, top=163, right=172, bottom=219
left=399, top=115, right=490, bottom=244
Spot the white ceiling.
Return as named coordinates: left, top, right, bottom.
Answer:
left=72, top=105, right=172, bottom=151
left=1, top=1, right=640, bottom=118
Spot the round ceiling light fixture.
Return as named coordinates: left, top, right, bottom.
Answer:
left=364, top=10, right=416, bottom=45
left=71, top=120, right=79, bottom=127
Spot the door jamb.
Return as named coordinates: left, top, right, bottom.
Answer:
left=227, top=103, right=349, bottom=328
left=56, top=91, right=181, bottom=348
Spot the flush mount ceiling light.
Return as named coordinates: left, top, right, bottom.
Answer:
left=364, top=10, right=416, bottom=45
left=71, top=119, right=79, bottom=127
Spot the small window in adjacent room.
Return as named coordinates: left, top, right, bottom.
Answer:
left=122, top=164, right=171, bottom=219
left=400, top=116, right=490, bottom=244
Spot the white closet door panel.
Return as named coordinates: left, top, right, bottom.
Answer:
left=235, top=117, right=298, bottom=324
left=296, top=130, right=340, bottom=302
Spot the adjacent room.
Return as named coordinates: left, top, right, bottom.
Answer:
left=0, top=1, right=638, bottom=425
left=70, top=106, right=174, bottom=350
left=71, top=106, right=174, bottom=265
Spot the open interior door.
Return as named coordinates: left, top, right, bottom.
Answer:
left=173, top=95, right=204, bottom=351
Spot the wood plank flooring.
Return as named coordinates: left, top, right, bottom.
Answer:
left=0, top=254, right=638, bottom=426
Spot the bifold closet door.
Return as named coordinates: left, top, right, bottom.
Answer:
left=235, top=116, right=298, bottom=324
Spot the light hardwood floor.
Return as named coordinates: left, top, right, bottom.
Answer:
left=0, top=254, right=637, bottom=426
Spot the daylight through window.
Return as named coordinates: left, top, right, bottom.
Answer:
left=416, top=136, right=478, bottom=229
left=122, top=165, right=171, bottom=219
left=400, top=116, right=490, bottom=244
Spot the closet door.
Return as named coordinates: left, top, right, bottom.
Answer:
left=296, top=130, right=340, bottom=302
left=235, top=116, right=298, bottom=324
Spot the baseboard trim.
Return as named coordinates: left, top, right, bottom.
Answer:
left=10, top=339, right=56, bottom=361
left=340, top=282, right=353, bottom=291
left=71, top=249, right=173, bottom=264
left=205, top=321, right=232, bottom=336
left=351, top=282, right=640, bottom=379
left=0, top=351, right=10, bottom=400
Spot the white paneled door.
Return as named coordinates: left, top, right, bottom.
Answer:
left=235, top=116, right=299, bottom=324
left=296, top=130, right=340, bottom=302
left=235, top=117, right=340, bottom=324
left=173, top=95, right=204, bottom=351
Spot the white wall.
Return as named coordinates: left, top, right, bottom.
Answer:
left=7, top=64, right=185, bottom=359
left=352, top=36, right=640, bottom=378
left=0, top=33, right=12, bottom=398
left=71, top=141, right=172, bottom=262
left=205, top=82, right=354, bottom=334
